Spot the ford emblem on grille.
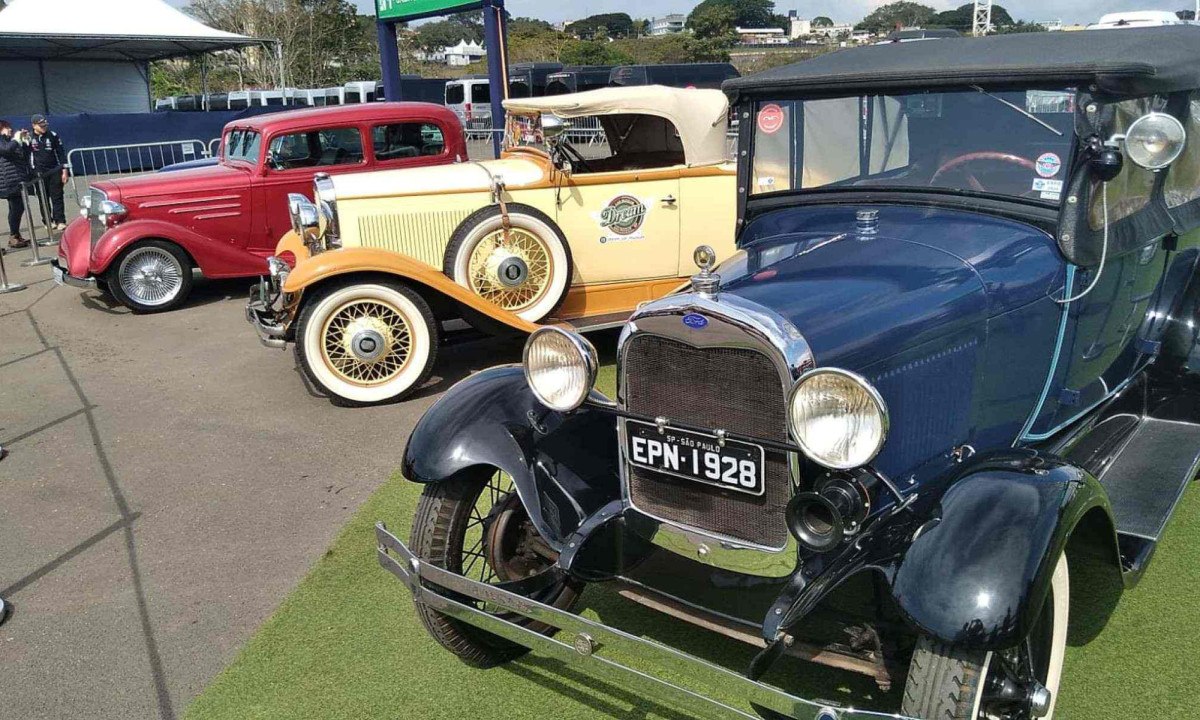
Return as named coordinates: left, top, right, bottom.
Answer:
left=682, top=313, right=708, bottom=329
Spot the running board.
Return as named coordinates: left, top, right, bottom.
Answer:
left=1097, top=417, right=1200, bottom=572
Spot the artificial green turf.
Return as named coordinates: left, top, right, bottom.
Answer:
left=186, top=363, right=1199, bottom=719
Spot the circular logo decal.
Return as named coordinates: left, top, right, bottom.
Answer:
left=682, top=313, right=709, bottom=329
left=758, top=104, right=786, bottom=135
left=1036, top=152, right=1062, bottom=178
left=599, top=195, right=648, bottom=236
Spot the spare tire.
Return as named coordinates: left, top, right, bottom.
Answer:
left=444, top=203, right=572, bottom=324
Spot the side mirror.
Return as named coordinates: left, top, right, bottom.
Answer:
left=541, top=114, right=568, bottom=141
left=1107, top=112, right=1186, bottom=171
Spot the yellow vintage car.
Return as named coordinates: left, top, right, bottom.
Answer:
left=247, top=86, right=737, bottom=405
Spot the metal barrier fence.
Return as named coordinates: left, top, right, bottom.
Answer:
left=67, top=139, right=212, bottom=202
left=208, top=138, right=222, bottom=157
left=17, top=175, right=59, bottom=269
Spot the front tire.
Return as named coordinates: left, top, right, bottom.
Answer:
left=295, top=280, right=438, bottom=406
left=444, top=203, right=572, bottom=324
left=902, top=554, right=1069, bottom=719
left=107, top=240, right=193, bottom=313
left=410, top=468, right=582, bottom=668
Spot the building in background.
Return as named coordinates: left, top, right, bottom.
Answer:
left=788, top=13, right=812, bottom=39
left=736, top=26, right=789, bottom=45
left=414, top=39, right=485, bottom=66
left=650, top=14, right=686, bottom=36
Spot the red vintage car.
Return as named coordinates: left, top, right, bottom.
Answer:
left=52, top=103, right=466, bottom=312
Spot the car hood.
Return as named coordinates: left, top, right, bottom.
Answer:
left=329, top=156, right=546, bottom=201
left=718, top=204, right=1063, bottom=370
left=97, top=162, right=249, bottom=201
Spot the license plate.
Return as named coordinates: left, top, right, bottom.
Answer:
left=52, top=263, right=65, bottom=286
left=624, top=419, right=765, bottom=496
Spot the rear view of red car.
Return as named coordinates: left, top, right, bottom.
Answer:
left=53, top=102, right=465, bottom=312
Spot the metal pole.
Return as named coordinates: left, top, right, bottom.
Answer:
left=483, top=0, right=509, bottom=159
left=0, top=231, right=27, bottom=293
left=276, top=40, right=285, bottom=91
left=21, top=178, right=51, bottom=268
left=377, top=20, right=403, bottom=102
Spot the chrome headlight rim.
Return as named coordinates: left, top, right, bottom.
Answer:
left=523, top=327, right=599, bottom=413
left=313, top=173, right=339, bottom=247
left=1122, top=111, right=1186, bottom=170
left=787, top=367, right=889, bottom=471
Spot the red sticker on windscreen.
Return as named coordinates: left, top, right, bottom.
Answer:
left=758, top=104, right=785, bottom=135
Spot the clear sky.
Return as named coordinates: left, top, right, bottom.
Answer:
left=341, top=1, right=1191, bottom=25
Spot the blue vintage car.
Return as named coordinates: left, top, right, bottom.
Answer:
left=377, top=27, right=1200, bottom=720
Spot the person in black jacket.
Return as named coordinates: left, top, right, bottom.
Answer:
left=0, top=120, right=30, bottom=250
left=29, top=114, right=68, bottom=231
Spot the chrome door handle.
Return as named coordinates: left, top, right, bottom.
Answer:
left=662, top=195, right=677, bottom=206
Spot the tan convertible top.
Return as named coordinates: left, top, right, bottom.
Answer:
left=504, top=85, right=731, bottom=167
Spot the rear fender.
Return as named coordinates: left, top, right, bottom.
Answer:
left=283, top=246, right=538, bottom=334
left=402, top=366, right=621, bottom=549
left=91, top=218, right=264, bottom=278
left=885, top=451, right=1116, bottom=650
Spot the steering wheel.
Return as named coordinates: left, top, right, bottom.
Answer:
left=930, top=152, right=1036, bottom=193
left=559, top=141, right=594, bottom=173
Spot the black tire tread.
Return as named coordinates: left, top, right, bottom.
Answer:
left=442, top=203, right=573, bottom=323
left=901, top=636, right=988, bottom=719
left=409, top=473, right=527, bottom=668
left=294, top=278, right=439, bottom=407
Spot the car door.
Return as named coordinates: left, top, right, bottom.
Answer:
left=252, top=125, right=367, bottom=254
left=555, top=169, right=682, bottom=284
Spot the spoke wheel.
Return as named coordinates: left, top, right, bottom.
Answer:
left=446, top=203, right=572, bottom=324
left=320, top=298, right=413, bottom=386
left=466, top=229, right=554, bottom=313
left=296, top=281, right=437, bottom=406
left=107, top=241, right=193, bottom=313
left=410, top=467, right=582, bottom=668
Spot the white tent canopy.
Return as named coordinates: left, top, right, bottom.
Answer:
left=0, top=0, right=262, bottom=61
left=0, top=0, right=268, bottom=115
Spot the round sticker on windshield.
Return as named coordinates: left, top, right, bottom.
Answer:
left=758, top=104, right=785, bottom=135
left=1036, top=152, right=1062, bottom=178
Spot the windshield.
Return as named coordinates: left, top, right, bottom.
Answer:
left=750, top=87, right=1078, bottom=204
left=224, top=129, right=261, bottom=164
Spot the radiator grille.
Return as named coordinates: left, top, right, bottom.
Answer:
left=623, top=334, right=791, bottom=548
left=356, top=210, right=471, bottom=268
left=88, top=188, right=106, bottom=247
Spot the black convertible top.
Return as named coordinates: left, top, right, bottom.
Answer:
left=725, top=26, right=1200, bottom=100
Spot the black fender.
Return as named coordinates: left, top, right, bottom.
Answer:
left=401, top=365, right=621, bottom=550
left=884, top=450, right=1115, bottom=650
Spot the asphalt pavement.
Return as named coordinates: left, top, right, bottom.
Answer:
left=0, top=241, right=525, bottom=718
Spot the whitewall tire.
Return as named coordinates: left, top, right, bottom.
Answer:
left=295, top=280, right=438, bottom=406
left=445, top=204, right=571, bottom=324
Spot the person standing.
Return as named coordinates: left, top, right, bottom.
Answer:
left=29, top=115, right=68, bottom=231
left=0, top=121, right=30, bottom=250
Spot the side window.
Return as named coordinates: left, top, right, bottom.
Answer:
left=1089, top=98, right=1160, bottom=229
left=1165, top=92, right=1200, bottom=209
left=372, top=123, right=446, bottom=160
left=445, top=84, right=464, bottom=105
left=568, top=114, right=684, bottom=174
left=268, top=127, right=364, bottom=170
left=471, top=84, right=491, bottom=104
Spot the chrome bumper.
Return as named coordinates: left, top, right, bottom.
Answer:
left=375, top=523, right=903, bottom=720
left=50, top=258, right=97, bottom=289
left=246, top=277, right=288, bottom=350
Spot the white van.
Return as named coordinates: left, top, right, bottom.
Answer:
left=444, top=77, right=491, bottom=126
left=344, top=81, right=377, bottom=104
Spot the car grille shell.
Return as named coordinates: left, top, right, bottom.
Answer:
left=622, top=334, right=792, bottom=548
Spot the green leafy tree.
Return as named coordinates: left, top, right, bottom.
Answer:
left=508, top=17, right=553, bottom=36
left=812, top=16, right=834, bottom=27
left=993, top=20, right=1046, bottom=34
left=566, top=13, right=636, bottom=39
left=929, top=3, right=1016, bottom=31
left=687, top=0, right=778, bottom=36
left=855, top=1, right=936, bottom=32
left=559, top=40, right=635, bottom=65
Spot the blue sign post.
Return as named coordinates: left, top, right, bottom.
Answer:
left=376, top=0, right=509, bottom=156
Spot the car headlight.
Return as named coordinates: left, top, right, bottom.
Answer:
left=97, top=199, right=127, bottom=226
left=313, top=173, right=340, bottom=248
left=787, top=368, right=889, bottom=470
left=287, top=193, right=319, bottom=244
left=79, top=194, right=92, bottom=217
left=523, top=327, right=598, bottom=412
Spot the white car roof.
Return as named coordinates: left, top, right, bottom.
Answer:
left=504, top=85, right=731, bottom=167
